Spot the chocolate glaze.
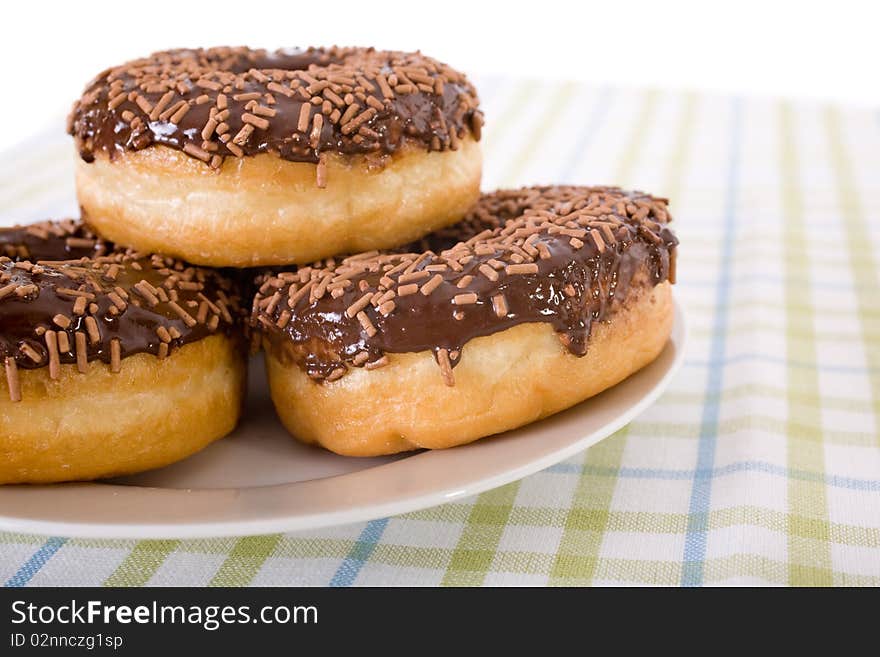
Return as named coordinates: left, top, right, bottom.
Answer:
left=252, top=186, right=678, bottom=383
left=0, top=223, right=243, bottom=378
left=69, top=47, right=482, bottom=167
left=0, top=220, right=113, bottom=261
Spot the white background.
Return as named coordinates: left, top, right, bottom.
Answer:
left=1, top=0, right=877, bottom=151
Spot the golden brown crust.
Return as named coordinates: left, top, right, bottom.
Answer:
left=0, top=334, right=245, bottom=484
left=265, top=282, right=673, bottom=456
left=75, top=138, right=482, bottom=267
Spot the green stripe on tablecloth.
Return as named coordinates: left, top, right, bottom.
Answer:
left=597, top=554, right=879, bottom=585
left=441, top=483, right=520, bottom=585
left=780, top=102, right=833, bottom=585
left=270, top=537, right=352, bottom=560
left=343, top=515, right=879, bottom=585
left=623, top=416, right=873, bottom=447
left=208, top=535, right=282, bottom=587
left=372, top=502, right=880, bottom=542
left=103, top=540, right=180, bottom=587
left=336, top=547, right=879, bottom=585
left=401, top=503, right=473, bottom=524
left=368, top=544, right=450, bottom=570
left=825, top=108, right=880, bottom=449
left=0, top=533, right=45, bottom=546
left=352, top=506, right=880, bottom=557
left=548, top=434, right=627, bottom=585
left=100, top=538, right=242, bottom=585
left=663, top=385, right=875, bottom=415
left=548, top=89, right=663, bottom=585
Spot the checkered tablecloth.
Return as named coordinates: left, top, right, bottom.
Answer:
left=1, top=79, right=878, bottom=586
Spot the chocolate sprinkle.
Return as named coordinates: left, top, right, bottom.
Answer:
left=252, top=186, right=679, bottom=385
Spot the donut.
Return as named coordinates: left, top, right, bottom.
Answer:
left=69, top=47, right=484, bottom=267
left=252, top=186, right=679, bottom=456
left=0, top=221, right=246, bottom=484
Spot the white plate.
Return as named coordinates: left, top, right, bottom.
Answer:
left=0, top=301, right=686, bottom=539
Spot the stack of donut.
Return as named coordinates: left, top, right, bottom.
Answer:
left=1, top=46, right=678, bottom=483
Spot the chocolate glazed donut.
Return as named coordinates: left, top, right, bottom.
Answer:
left=69, top=47, right=484, bottom=267
left=252, top=186, right=679, bottom=456
left=0, top=221, right=247, bottom=484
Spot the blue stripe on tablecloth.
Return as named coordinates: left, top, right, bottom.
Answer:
left=558, top=85, right=614, bottom=180
left=684, top=354, right=880, bottom=374
left=546, top=461, right=880, bottom=492
left=4, top=537, right=67, bottom=587
left=681, top=97, right=742, bottom=587
left=329, top=518, right=390, bottom=587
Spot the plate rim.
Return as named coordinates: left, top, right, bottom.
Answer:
left=0, top=300, right=687, bottom=539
